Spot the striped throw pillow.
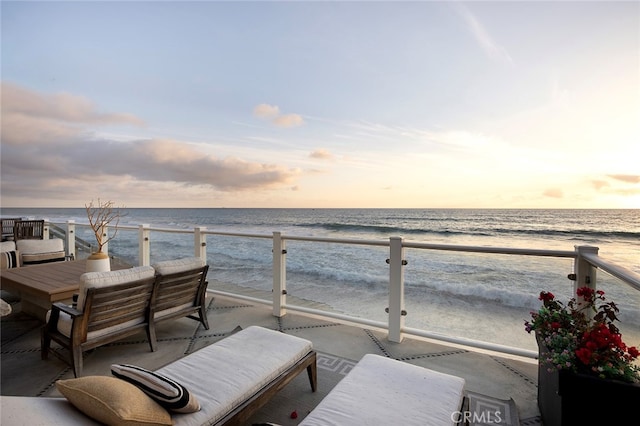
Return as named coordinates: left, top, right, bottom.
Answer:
left=1, top=250, right=20, bottom=269
left=111, top=364, right=200, bottom=413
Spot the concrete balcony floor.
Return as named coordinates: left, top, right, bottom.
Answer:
left=1, top=292, right=542, bottom=425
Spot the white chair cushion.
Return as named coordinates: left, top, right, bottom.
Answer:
left=299, top=354, right=466, bottom=426
left=17, top=239, right=65, bottom=265
left=0, top=241, right=16, bottom=253
left=16, top=238, right=63, bottom=254
left=158, top=326, right=313, bottom=426
left=152, top=257, right=205, bottom=275
left=76, top=266, right=155, bottom=310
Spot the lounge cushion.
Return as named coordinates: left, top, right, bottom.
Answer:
left=56, top=376, right=172, bottom=426
left=299, top=354, right=466, bottom=426
left=0, top=396, right=101, bottom=425
left=158, top=326, right=313, bottom=426
left=152, top=257, right=205, bottom=275
left=17, top=239, right=65, bottom=265
left=49, top=266, right=155, bottom=339
left=111, top=364, right=200, bottom=413
left=1, top=250, right=20, bottom=269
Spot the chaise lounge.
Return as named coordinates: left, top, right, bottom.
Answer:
left=3, top=326, right=317, bottom=425
left=300, top=353, right=466, bottom=426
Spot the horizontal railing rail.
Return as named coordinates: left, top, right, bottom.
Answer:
left=46, top=219, right=640, bottom=360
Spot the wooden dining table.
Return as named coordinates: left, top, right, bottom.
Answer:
left=0, top=258, right=130, bottom=321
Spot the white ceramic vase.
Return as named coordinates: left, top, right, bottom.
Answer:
left=86, top=252, right=111, bottom=272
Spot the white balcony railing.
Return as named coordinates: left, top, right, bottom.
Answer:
left=47, top=220, right=640, bottom=360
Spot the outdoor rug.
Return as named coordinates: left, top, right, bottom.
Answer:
left=466, top=390, right=521, bottom=426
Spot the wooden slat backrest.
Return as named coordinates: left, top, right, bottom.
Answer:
left=153, top=266, right=208, bottom=312
left=83, top=277, right=156, bottom=334
left=2, top=218, right=20, bottom=239
left=14, top=220, right=45, bottom=240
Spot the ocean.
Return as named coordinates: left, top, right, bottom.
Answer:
left=2, top=208, right=639, bottom=352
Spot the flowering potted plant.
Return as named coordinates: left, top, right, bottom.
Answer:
left=525, top=287, right=640, bottom=426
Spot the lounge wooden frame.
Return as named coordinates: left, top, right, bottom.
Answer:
left=215, top=350, right=317, bottom=426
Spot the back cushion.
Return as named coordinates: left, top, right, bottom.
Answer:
left=76, top=266, right=155, bottom=311
left=0, top=241, right=16, bottom=253
left=152, top=258, right=205, bottom=275
left=17, top=239, right=66, bottom=265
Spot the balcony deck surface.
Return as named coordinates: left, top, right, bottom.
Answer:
left=1, top=291, right=542, bottom=425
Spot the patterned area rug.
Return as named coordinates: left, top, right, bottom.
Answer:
left=466, top=390, right=520, bottom=426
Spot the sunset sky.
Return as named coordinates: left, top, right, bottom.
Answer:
left=1, top=1, right=639, bottom=209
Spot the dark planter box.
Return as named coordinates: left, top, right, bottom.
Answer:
left=537, top=338, right=640, bottom=426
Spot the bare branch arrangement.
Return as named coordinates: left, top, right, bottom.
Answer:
left=85, top=199, right=126, bottom=253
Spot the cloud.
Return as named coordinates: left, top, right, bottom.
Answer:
left=543, top=188, right=564, bottom=199
left=608, top=174, right=640, bottom=184
left=453, top=4, right=514, bottom=66
left=253, top=103, right=304, bottom=128
left=253, top=103, right=280, bottom=118
left=2, top=81, right=144, bottom=128
left=272, top=113, right=304, bottom=128
left=591, top=180, right=610, bottom=190
left=309, top=149, right=334, bottom=160
left=1, top=83, right=301, bottom=204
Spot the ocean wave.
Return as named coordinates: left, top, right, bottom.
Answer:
left=296, top=222, right=638, bottom=241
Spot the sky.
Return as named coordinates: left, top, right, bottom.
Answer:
left=1, top=0, right=639, bottom=209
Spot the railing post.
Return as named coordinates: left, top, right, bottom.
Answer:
left=139, top=224, right=150, bottom=266
left=273, top=232, right=287, bottom=317
left=43, top=219, right=50, bottom=239
left=194, top=227, right=207, bottom=260
left=388, top=236, right=406, bottom=343
left=574, top=245, right=599, bottom=295
left=66, top=220, right=76, bottom=259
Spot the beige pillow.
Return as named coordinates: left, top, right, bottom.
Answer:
left=56, top=376, right=173, bottom=426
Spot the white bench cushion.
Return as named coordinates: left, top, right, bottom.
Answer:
left=0, top=241, right=16, bottom=252
left=152, top=257, right=205, bottom=275
left=300, top=354, right=466, bottom=426
left=158, top=326, right=313, bottom=426
left=77, top=266, right=155, bottom=309
left=17, top=238, right=65, bottom=265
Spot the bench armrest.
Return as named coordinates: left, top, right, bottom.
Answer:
left=52, top=302, right=81, bottom=317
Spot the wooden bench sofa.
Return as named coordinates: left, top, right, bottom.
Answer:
left=2, top=326, right=317, bottom=426
left=41, top=258, right=210, bottom=377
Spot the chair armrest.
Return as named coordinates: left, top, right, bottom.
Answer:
left=52, top=302, right=81, bottom=317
